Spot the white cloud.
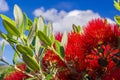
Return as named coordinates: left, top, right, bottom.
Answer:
left=106, top=18, right=115, bottom=24
left=33, top=7, right=114, bottom=32
left=0, top=0, right=9, bottom=12
left=0, top=39, right=9, bottom=46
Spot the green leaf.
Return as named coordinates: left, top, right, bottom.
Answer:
left=114, top=15, right=120, bottom=25
left=0, top=14, right=16, bottom=26
left=47, top=22, right=53, bottom=37
left=19, top=13, right=28, bottom=34
left=45, top=74, right=52, bottom=80
left=14, top=4, right=23, bottom=26
left=55, top=40, right=61, bottom=54
left=114, top=0, right=120, bottom=11
left=1, top=42, right=5, bottom=54
left=72, top=24, right=79, bottom=32
left=2, top=20, right=20, bottom=37
left=22, top=54, right=40, bottom=71
left=61, top=31, right=68, bottom=47
left=7, top=35, right=18, bottom=44
left=60, top=46, right=65, bottom=58
left=27, top=21, right=37, bottom=46
left=37, top=16, right=44, bottom=31
left=55, top=40, right=64, bottom=59
left=26, top=78, right=37, bottom=80
left=50, top=33, right=55, bottom=44
left=77, top=25, right=81, bottom=32
left=0, top=42, right=5, bottom=58
left=28, top=18, right=33, bottom=26
left=37, top=30, right=52, bottom=46
left=43, top=25, right=47, bottom=34
left=0, top=32, right=7, bottom=40
left=0, top=14, right=20, bottom=36
left=16, top=44, right=33, bottom=57
left=13, top=52, right=19, bottom=64
left=39, top=47, right=45, bottom=62
left=35, top=36, right=41, bottom=55
left=26, top=18, right=33, bottom=31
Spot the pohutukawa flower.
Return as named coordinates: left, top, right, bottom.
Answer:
left=102, top=67, right=120, bottom=80
left=42, top=18, right=120, bottom=79
left=65, top=32, right=87, bottom=72
left=4, top=63, right=29, bottom=80
left=81, top=19, right=120, bottom=55
left=82, top=18, right=120, bottom=79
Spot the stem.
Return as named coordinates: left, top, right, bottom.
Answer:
left=0, top=58, right=34, bottom=78
left=10, top=43, right=21, bottom=57
left=48, top=46, right=78, bottom=74
left=39, top=48, right=46, bottom=79
left=48, top=46, right=64, bottom=61
left=15, top=66, right=35, bottom=78
left=0, top=58, right=13, bottom=67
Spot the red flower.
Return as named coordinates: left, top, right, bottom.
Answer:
left=86, top=44, right=118, bottom=69
left=81, top=19, right=119, bottom=55
left=42, top=50, right=65, bottom=69
left=55, top=32, right=63, bottom=42
left=82, top=18, right=120, bottom=79
left=42, top=18, right=120, bottom=80
left=86, top=44, right=119, bottom=79
left=102, top=67, right=120, bottom=80
left=42, top=32, right=65, bottom=71
left=65, top=32, right=87, bottom=72
left=4, top=63, right=29, bottom=80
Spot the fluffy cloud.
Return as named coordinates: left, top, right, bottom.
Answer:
left=33, top=7, right=114, bottom=32
left=0, top=0, right=9, bottom=12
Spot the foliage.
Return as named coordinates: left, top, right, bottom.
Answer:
left=0, top=0, right=120, bottom=80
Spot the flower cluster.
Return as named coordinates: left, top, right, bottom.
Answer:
left=4, top=63, right=29, bottom=80
left=1, top=1, right=120, bottom=79
left=42, top=18, right=120, bottom=80
left=3, top=18, right=120, bottom=80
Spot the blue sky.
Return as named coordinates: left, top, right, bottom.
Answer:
left=1, top=0, right=119, bottom=20
left=0, top=0, right=119, bottom=64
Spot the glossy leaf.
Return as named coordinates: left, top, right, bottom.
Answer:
left=45, top=74, right=52, bottom=80
left=61, top=31, right=68, bottom=47
left=114, top=0, right=120, bottom=11
left=13, top=52, right=19, bottom=64
left=27, top=21, right=37, bottom=46
left=19, top=13, right=28, bottom=34
left=0, top=32, right=7, bottom=40
left=114, top=15, right=120, bottom=25
left=50, top=33, right=55, bottom=44
left=0, top=14, right=16, bottom=26
left=47, top=22, right=53, bottom=37
left=26, top=18, right=33, bottom=30
left=22, top=54, right=40, bottom=71
left=37, top=16, right=44, bottom=31
left=39, top=47, right=45, bottom=62
left=16, top=44, right=33, bottom=57
left=37, top=30, right=52, bottom=46
left=14, top=4, right=23, bottom=26
left=55, top=40, right=64, bottom=59
left=0, top=42, right=5, bottom=58
left=43, top=25, right=47, bottom=34
left=7, top=35, right=18, bottom=44
left=26, top=78, right=37, bottom=80
left=0, top=14, right=20, bottom=36
left=72, top=24, right=79, bottom=32
left=28, top=18, right=33, bottom=26
left=2, top=20, right=20, bottom=37
left=77, top=25, right=81, bottom=32
left=35, top=36, right=41, bottom=55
